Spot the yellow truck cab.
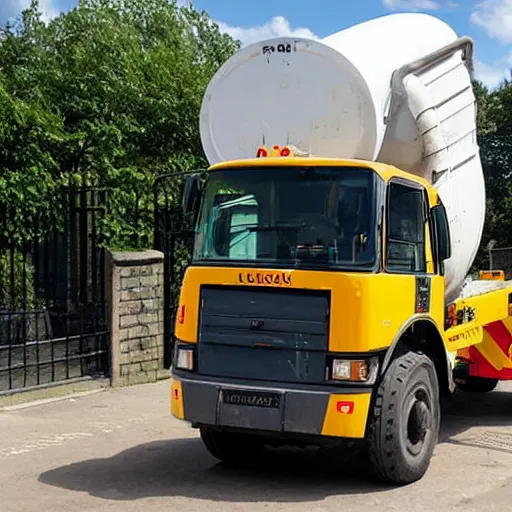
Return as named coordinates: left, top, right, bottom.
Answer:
left=169, top=14, right=512, bottom=486
left=171, top=154, right=454, bottom=485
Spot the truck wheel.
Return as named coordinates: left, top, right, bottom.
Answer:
left=200, top=427, right=264, bottom=464
left=367, top=349, right=440, bottom=485
left=457, top=377, right=498, bottom=393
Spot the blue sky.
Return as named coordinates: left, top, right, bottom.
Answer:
left=1, top=0, right=512, bottom=88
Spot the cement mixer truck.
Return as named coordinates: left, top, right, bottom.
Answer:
left=169, top=12, right=512, bottom=485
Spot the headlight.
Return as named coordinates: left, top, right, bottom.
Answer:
left=329, top=357, right=378, bottom=383
left=173, top=343, right=195, bottom=371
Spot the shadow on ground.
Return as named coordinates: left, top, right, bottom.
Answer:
left=38, top=386, right=512, bottom=502
left=440, top=384, right=512, bottom=453
left=38, top=438, right=389, bottom=502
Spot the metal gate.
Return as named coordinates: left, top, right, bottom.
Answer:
left=489, top=244, right=512, bottom=280
left=153, top=171, right=205, bottom=368
left=0, top=188, right=110, bottom=392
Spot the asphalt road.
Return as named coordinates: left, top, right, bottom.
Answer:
left=1, top=380, right=512, bottom=512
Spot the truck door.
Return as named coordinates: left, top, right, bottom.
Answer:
left=385, top=178, right=437, bottom=316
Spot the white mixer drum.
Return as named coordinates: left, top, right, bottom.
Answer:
left=199, top=13, right=485, bottom=302
left=200, top=13, right=458, bottom=166
left=200, top=39, right=379, bottom=164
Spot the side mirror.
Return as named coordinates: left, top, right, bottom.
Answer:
left=432, top=204, right=451, bottom=262
left=182, top=174, right=202, bottom=219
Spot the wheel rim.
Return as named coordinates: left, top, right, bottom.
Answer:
left=405, top=386, right=432, bottom=457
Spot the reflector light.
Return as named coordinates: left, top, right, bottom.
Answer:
left=447, top=303, right=457, bottom=327
left=177, top=304, right=186, bottom=324
left=336, top=401, right=354, bottom=414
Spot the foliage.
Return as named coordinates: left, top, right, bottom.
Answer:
left=472, top=79, right=512, bottom=269
left=0, top=0, right=239, bottom=249
left=5, top=0, right=512, bottom=284
left=0, top=250, right=39, bottom=309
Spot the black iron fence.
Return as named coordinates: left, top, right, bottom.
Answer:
left=0, top=188, right=110, bottom=392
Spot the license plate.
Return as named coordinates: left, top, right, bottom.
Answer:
left=222, top=389, right=281, bottom=409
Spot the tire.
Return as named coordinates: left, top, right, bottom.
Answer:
left=367, top=348, right=440, bottom=486
left=457, top=377, right=498, bottom=393
left=200, top=427, right=265, bottom=464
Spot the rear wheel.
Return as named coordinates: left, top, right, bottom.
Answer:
left=200, top=427, right=265, bottom=464
left=367, top=348, right=440, bottom=486
left=457, top=377, right=498, bottom=393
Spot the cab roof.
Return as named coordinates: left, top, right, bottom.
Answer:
left=209, top=157, right=435, bottom=196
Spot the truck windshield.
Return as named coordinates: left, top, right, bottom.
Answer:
left=193, top=166, right=379, bottom=270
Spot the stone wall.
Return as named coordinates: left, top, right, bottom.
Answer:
left=106, top=250, right=167, bottom=386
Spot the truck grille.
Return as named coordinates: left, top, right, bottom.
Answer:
left=197, top=286, right=330, bottom=383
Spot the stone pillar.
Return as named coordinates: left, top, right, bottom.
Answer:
left=106, top=250, right=166, bottom=386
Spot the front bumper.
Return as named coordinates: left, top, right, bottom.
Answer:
left=170, top=373, right=373, bottom=439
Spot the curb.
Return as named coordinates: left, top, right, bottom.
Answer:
left=0, top=388, right=106, bottom=412
left=0, top=377, right=110, bottom=410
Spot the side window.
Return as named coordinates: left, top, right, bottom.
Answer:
left=386, top=182, right=426, bottom=273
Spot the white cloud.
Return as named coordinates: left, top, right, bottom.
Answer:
left=471, top=0, right=512, bottom=43
left=383, top=0, right=441, bottom=10
left=38, top=0, right=59, bottom=21
left=474, top=58, right=510, bottom=89
left=215, top=16, right=318, bottom=46
left=0, top=0, right=59, bottom=23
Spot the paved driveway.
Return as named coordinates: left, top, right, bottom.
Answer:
left=1, top=380, right=512, bottom=512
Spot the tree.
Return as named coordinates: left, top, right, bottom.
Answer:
left=0, top=0, right=240, bottom=248
left=473, top=80, right=498, bottom=136
left=472, top=78, right=512, bottom=269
